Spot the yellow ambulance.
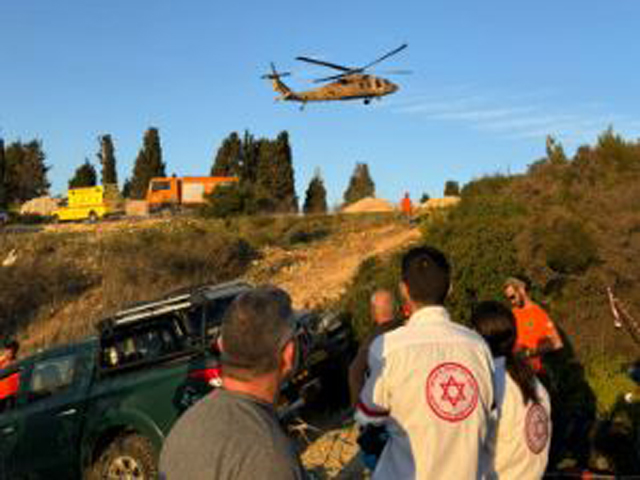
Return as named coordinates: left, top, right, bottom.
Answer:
left=53, top=185, right=122, bottom=222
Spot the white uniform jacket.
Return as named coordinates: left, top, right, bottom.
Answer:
left=493, top=358, right=552, bottom=480
left=356, top=306, right=496, bottom=479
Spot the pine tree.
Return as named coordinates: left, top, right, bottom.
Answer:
left=444, top=180, right=460, bottom=196
left=129, top=128, right=166, bottom=199
left=211, top=132, right=242, bottom=177
left=303, top=170, right=328, bottom=214
left=0, top=138, right=6, bottom=208
left=4, top=140, right=50, bottom=203
left=69, top=159, right=98, bottom=188
left=343, top=162, right=375, bottom=205
left=98, top=134, right=118, bottom=186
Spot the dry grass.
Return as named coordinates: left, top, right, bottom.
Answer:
left=0, top=219, right=257, bottom=354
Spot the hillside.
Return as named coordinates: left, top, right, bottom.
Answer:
left=1, top=214, right=420, bottom=478
left=0, top=214, right=418, bottom=354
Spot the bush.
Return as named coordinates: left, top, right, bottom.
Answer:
left=542, top=218, right=599, bottom=274
left=422, top=193, right=526, bottom=324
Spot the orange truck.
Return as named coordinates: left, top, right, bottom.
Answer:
left=146, top=176, right=238, bottom=210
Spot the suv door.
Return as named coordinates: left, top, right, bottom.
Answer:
left=14, top=350, right=92, bottom=479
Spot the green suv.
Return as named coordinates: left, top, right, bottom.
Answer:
left=0, top=281, right=353, bottom=479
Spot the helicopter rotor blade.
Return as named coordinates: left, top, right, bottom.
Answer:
left=360, top=43, right=408, bottom=71
left=296, top=56, right=352, bottom=72
left=313, top=72, right=351, bottom=83
left=372, top=69, right=413, bottom=75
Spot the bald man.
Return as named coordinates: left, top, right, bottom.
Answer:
left=348, top=290, right=403, bottom=406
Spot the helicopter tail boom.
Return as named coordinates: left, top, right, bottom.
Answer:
left=262, top=63, right=300, bottom=101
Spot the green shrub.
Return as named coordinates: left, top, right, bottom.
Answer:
left=542, top=218, right=599, bottom=274
left=422, top=194, right=526, bottom=324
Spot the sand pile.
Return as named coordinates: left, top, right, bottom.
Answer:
left=416, top=196, right=461, bottom=212
left=20, top=196, right=59, bottom=216
left=341, top=197, right=395, bottom=214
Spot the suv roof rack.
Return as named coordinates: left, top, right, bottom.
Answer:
left=98, top=280, right=252, bottom=332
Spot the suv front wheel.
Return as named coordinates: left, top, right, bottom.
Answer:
left=88, top=434, right=158, bottom=480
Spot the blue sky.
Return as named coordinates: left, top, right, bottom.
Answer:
left=1, top=1, right=639, bottom=206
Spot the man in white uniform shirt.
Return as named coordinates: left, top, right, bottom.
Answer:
left=356, top=246, right=496, bottom=479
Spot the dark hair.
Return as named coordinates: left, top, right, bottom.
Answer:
left=401, top=246, right=450, bottom=306
left=221, top=286, right=295, bottom=380
left=470, top=301, right=539, bottom=405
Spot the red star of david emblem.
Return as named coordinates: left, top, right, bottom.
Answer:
left=531, top=412, right=548, bottom=440
left=440, top=375, right=466, bottom=407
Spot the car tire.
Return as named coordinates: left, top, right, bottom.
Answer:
left=88, top=433, right=158, bottom=480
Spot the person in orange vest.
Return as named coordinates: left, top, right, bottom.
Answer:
left=503, top=278, right=563, bottom=373
left=0, top=340, right=20, bottom=409
left=400, top=192, right=413, bottom=217
left=0, top=340, right=19, bottom=370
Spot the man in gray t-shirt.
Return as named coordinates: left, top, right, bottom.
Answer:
left=159, top=286, right=306, bottom=480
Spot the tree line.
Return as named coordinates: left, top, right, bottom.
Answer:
left=0, top=127, right=458, bottom=213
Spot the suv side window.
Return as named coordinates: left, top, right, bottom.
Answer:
left=28, top=355, right=75, bottom=402
left=101, top=315, right=187, bottom=370
left=185, top=295, right=238, bottom=345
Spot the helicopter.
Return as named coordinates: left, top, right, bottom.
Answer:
left=262, top=43, right=409, bottom=108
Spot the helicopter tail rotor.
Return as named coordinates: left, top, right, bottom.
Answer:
left=261, top=62, right=292, bottom=80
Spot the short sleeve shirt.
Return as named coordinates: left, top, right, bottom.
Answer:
left=159, top=389, right=306, bottom=480
left=356, top=306, right=496, bottom=479
left=512, top=304, right=559, bottom=371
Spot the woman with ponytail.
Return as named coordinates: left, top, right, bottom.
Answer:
left=471, top=301, right=552, bottom=479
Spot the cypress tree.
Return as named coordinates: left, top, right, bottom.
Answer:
left=211, top=132, right=242, bottom=177
left=0, top=138, right=6, bottom=208
left=122, top=178, right=132, bottom=199
left=272, top=131, right=298, bottom=212
left=4, top=140, right=50, bottom=203
left=255, top=132, right=297, bottom=213
left=444, top=180, right=460, bottom=196
left=303, top=169, right=328, bottom=214
left=98, top=134, right=118, bottom=186
left=343, top=162, right=375, bottom=205
left=129, top=127, right=166, bottom=200
left=69, top=159, right=98, bottom=188
left=241, top=130, right=259, bottom=184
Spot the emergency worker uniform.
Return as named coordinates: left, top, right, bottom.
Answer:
left=493, top=358, right=551, bottom=479
left=356, top=306, right=496, bottom=479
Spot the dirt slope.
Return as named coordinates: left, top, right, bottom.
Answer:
left=247, top=223, right=420, bottom=309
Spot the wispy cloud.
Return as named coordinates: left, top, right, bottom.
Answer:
left=389, top=86, right=640, bottom=145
